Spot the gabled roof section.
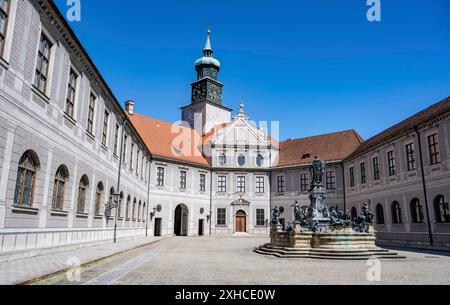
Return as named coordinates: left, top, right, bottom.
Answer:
left=346, top=96, right=450, bottom=160
left=130, top=114, right=209, bottom=166
left=276, top=130, right=363, bottom=167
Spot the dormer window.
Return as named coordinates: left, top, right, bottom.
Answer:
left=218, top=153, right=226, bottom=166
left=302, top=153, right=311, bottom=160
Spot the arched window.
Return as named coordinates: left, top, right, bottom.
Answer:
left=410, top=198, right=424, bottom=224
left=107, top=187, right=115, bottom=218
left=391, top=201, right=402, bottom=224
left=126, top=195, right=131, bottom=220
left=142, top=202, right=146, bottom=222
left=132, top=198, right=137, bottom=220
left=434, top=195, right=449, bottom=223
left=118, top=191, right=124, bottom=218
left=256, top=154, right=264, bottom=167
left=77, top=175, right=89, bottom=214
left=52, top=165, right=69, bottom=211
left=14, top=151, right=39, bottom=207
left=376, top=204, right=385, bottom=225
left=94, top=182, right=104, bottom=215
left=137, top=200, right=142, bottom=221
left=351, top=207, right=358, bottom=220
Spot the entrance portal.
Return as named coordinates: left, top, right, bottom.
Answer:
left=174, top=204, right=189, bottom=236
left=198, top=219, right=204, bottom=236
left=154, top=218, right=162, bottom=237
left=235, top=210, right=247, bottom=233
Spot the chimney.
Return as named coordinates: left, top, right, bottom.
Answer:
left=125, top=100, right=135, bottom=115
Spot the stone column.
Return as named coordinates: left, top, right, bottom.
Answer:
left=39, top=147, right=54, bottom=228
left=0, top=123, right=15, bottom=229
left=87, top=173, right=96, bottom=228
left=67, top=162, right=78, bottom=228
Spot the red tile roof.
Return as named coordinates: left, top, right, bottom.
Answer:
left=276, top=130, right=364, bottom=168
left=130, top=114, right=209, bottom=166
left=346, top=96, right=450, bottom=160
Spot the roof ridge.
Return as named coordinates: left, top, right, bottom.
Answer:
left=282, top=129, right=356, bottom=143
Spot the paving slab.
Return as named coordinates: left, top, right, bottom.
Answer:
left=0, top=236, right=162, bottom=285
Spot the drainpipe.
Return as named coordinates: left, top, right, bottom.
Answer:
left=145, top=160, right=152, bottom=237
left=114, top=117, right=129, bottom=244
left=209, top=167, right=213, bottom=236
left=414, top=125, right=434, bottom=246
left=341, top=162, right=347, bottom=211
left=269, top=146, right=272, bottom=223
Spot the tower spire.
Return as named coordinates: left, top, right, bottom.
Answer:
left=203, top=27, right=213, bottom=57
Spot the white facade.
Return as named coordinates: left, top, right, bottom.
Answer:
left=0, top=0, right=151, bottom=257
left=0, top=0, right=449, bottom=260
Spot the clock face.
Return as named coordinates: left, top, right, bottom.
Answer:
left=192, top=83, right=206, bottom=101
left=208, top=85, right=222, bottom=102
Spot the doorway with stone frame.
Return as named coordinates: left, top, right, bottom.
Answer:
left=174, top=204, right=189, bottom=236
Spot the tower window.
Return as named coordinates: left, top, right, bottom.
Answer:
left=238, top=155, right=246, bottom=166
left=218, top=153, right=226, bottom=166
left=256, top=154, right=264, bottom=167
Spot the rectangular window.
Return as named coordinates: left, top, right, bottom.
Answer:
left=136, top=150, right=140, bottom=175
left=101, top=111, right=109, bottom=147
left=34, top=34, right=52, bottom=93
left=156, top=167, right=165, bottom=186
left=180, top=171, right=187, bottom=189
left=86, top=93, right=96, bottom=134
left=277, top=176, right=285, bottom=193
left=349, top=167, right=355, bottom=187
left=388, top=150, right=396, bottom=176
left=65, top=69, right=77, bottom=118
left=373, top=157, right=380, bottom=180
left=326, top=171, right=336, bottom=190
left=405, top=143, right=416, bottom=171
left=218, top=176, right=226, bottom=193
left=237, top=176, right=246, bottom=193
left=130, top=143, right=134, bottom=169
left=256, top=209, right=265, bottom=226
left=200, top=174, right=206, bottom=192
left=113, top=124, right=119, bottom=156
left=217, top=208, right=226, bottom=226
left=300, top=174, right=309, bottom=192
left=123, top=135, right=128, bottom=162
left=360, top=163, right=366, bottom=184
left=0, top=0, right=11, bottom=54
left=256, top=176, right=264, bottom=193
left=428, top=134, right=441, bottom=165
left=141, top=156, right=144, bottom=177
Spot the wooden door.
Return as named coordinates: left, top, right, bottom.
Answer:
left=236, top=216, right=246, bottom=232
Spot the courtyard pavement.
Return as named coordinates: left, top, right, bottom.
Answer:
left=0, top=236, right=161, bottom=285
left=30, top=237, right=450, bottom=285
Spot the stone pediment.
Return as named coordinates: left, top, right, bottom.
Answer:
left=231, top=197, right=251, bottom=206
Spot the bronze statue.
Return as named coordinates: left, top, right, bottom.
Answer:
left=312, top=155, right=326, bottom=185
left=271, top=206, right=281, bottom=225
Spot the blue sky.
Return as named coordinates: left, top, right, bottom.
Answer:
left=54, top=0, right=450, bottom=141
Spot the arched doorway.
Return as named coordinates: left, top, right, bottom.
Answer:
left=235, top=210, right=247, bottom=233
left=174, top=204, right=189, bottom=236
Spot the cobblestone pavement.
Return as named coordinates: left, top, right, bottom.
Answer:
left=0, top=236, right=161, bottom=285
left=33, top=237, right=450, bottom=285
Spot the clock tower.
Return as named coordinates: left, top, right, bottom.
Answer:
left=181, top=28, right=232, bottom=136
